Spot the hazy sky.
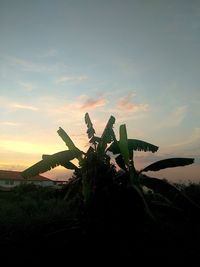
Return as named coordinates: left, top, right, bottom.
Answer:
left=0, top=0, right=199, bottom=181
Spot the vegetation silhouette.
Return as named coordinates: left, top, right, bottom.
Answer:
left=0, top=113, right=200, bottom=264
left=22, top=113, right=197, bottom=218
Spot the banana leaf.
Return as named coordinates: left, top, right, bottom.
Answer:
left=42, top=154, right=78, bottom=170
left=22, top=150, right=81, bottom=178
left=107, top=139, right=159, bottom=154
left=57, top=127, right=78, bottom=150
left=97, top=115, right=116, bottom=153
left=85, top=112, right=96, bottom=139
left=119, top=124, right=130, bottom=166
left=140, top=158, right=194, bottom=173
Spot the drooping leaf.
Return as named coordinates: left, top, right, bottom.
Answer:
left=140, top=158, right=194, bottom=173
left=127, top=139, right=158, bottom=153
left=85, top=112, right=96, bottom=139
left=57, top=127, right=78, bottom=150
left=22, top=150, right=81, bottom=178
left=42, top=154, right=78, bottom=170
left=140, top=175, right=179, bottom=193
left=107, top=139, right=159, bottom=154
left=140, top=174, right=200, bottom=216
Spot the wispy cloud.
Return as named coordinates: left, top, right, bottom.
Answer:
left=45, top=94, right=106, bottom=113
left=0, top=97, right=39, bottom=112
left=0, top=54, right=67, bottom=74
left=56, top=75, right=89, bottom=83
left=79, top=96, right=106, bottom=110
left=0, top=164, right=27, bottom=172
left=115, top=93, right=149, bottom=112
left=11, top=103, right=39, bottom=111
left=8, top=57, right=52, bottom=73
left=170, top=127, right=200, bottom=148
left=0, top=121, right=21, bottom=126
left=0, top=138, right=59, bottom=155
left=158, top=106, right=188, bottom=128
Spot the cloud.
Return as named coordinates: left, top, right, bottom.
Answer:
left=56, top=75, right=89, bottom=83
left=0, top=54, right=67, bottom=74
left=0, top=163, right=27, bottom=172
left=11, top=103, right=39, bottom=111
left=39, top=95, right=108, bottom=138
left=79, top=97, right=106, bottom=110
left=115, top=93, right=149, bottom=112
left=0, top=97, right=39, bottom=113
left=37, top=95, right=107, bottom=127
left=158, top=106, right=188, bottom=128
left=8, top=57, right=52, bottom=73
left=0, top=138, right=62, bottom=155
left=45, top=95, right=106, bottom=113
left=190, top=128, right=200, bottom=143
left=170, top=127, right=200, bottom=148
left=0, top=121, right=21, bottom=126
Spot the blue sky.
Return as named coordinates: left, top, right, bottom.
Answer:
left=0, top=0, right=200, bottom=181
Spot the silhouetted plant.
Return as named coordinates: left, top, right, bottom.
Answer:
left=22, top=113, right=198, bottom=221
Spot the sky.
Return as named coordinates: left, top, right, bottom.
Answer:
left=0, top=0, right=200, bottom=182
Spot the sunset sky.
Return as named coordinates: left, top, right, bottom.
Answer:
left=0, top=0, right=199, bottom=182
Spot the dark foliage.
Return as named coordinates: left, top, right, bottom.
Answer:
left=9, top=113, right=199, bottom=265
left=1, top=182, right=200, bottom=265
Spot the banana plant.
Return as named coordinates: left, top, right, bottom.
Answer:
left=22, top=113, right=197, bottom=217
